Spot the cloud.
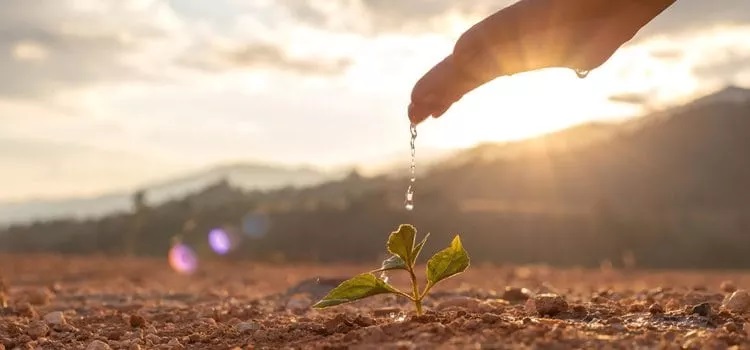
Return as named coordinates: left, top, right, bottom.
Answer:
left=636, top=0, right=750, bottom=37
left=0, top=0, right=178, bottom=100
left=0, top=136, right=188, bottom=200
left=178, top=41, right=353, bottom=76
left=276, top=0, right=516, bottom=34
left=693, top=51, right=750, bottom=83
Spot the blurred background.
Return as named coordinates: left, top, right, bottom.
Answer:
left=2, top=0, right=750, bottom=272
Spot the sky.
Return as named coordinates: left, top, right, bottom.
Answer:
left=1, top=0, right=750, bottom=201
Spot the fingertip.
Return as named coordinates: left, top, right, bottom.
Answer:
left=408, top=102, right=428, bottom=125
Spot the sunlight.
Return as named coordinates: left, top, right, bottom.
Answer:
left=420, top=67, right=638, bottom=149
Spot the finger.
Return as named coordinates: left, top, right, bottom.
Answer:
left=408, top=55, right=478, bottom=124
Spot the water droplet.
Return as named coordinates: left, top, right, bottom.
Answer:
left=379, top=271, right=389, bottom=284
left=405, top=123, right=417, bottom=211
left=389, top=311, right=407, bottom=322
left=574, top=68, right=590, bottom=79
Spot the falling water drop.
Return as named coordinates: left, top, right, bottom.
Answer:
left=405, top=123, right=417, bottom=211
left=379, top=271, right=390, bottom=284
left=574, top=68, right=590, bottom=79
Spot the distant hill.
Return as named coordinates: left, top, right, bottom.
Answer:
left=0, top=163, right=338, bottom=226
left=4, top=85, right=750, bottom=269
left=425, top=85, right=750, bottom=214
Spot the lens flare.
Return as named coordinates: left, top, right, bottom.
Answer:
left=208, top=228, right=232, bottom=255
left=168, top=243, right=198, bottom=275
left=241, top=213, right=270, bottom=238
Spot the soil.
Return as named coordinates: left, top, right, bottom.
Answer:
left=1, top=254, right=750, bottom=349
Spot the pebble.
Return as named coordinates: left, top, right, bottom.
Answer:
left=372, top=307, right=401, bottom=317
left=502, top=287, right=532, bottom=302
left=360, top=326, right=386, bottom=343
left=435, top=296, right=480, bottom=312
left=86, top=340, right=112, bottom=350
left=690, top=303, right=712, bottom=317
left=480, top=312, right=502, bottom=323
left=723, top=290, right=750, bottom=313
left=43, top=311, right=66, bottom=325
left=26, top=321, right=49, bottom=339
left=166, top=338, right=184, bottom=349
left=720, top=281, right=737, bottom=293
left=649, top=303, right=665, bottom=315
left=129, top=314, right=146, bottom=328
left=286, top=293, right=312, bottom=314
left=394, top=340, right=416, bottom=350
left=531, top=294, right=568, bottom=317
left=27, top=288, right=52, bottom=306
left=236, top=322, right=260, bottom=333
left=463, top=318, right=482, bottom=330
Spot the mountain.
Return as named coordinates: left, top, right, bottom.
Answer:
left=0, top=163, right=339, bottom=226
left=425, top=85, right=750, bottom=214
left=5, top=85, right=750, bottom=269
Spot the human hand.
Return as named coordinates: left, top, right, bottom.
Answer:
left=408, top=0, right=676, bottom=125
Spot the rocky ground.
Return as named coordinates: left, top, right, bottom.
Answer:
left=1, top=254, right=750, bottom=349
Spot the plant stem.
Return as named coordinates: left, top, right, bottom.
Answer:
left=408, top=268, right=423, bottom=316
left=420, top=281, right=434, bottom=300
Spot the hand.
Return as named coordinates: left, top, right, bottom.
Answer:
left=408, top=0, right=677, bottom=125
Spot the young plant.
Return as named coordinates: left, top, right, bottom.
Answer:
left=312, top=224, right=470, bottom=315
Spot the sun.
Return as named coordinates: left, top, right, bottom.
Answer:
left=419, top=67, right=635, bottom=150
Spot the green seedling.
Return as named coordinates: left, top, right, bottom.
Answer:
left=313, top=224, right=470, bottom=316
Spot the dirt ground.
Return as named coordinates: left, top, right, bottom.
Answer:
left=1, top=254, right=750, bottom=349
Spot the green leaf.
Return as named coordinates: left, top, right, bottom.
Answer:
left=372, top=255, right=408, bottom=273
left=411, top=232, right=431, bottom=264
left=312, top=273, right=400, bottom=308
left=426, top=235, right=470, bottom=287
left=387, top=224, right=417, bottom=267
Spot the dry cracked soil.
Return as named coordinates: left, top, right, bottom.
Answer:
left=2, top=254, right=750, bottom=349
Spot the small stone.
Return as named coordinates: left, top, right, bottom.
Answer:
left=744, top=323, right=750, bottom=335
left=26, top=321, right=49, bottom=339
left=531, top=294, right=568, bottom=317
left=0, top=343, right=5, bottom=350
left=236, top=322, right=260, bottom=333
left=723, top=290, right=750, bottom=314
left=436, top=296, right=481, bottom=312
left=360, top=326, right=386, bottom=343
left=723, top=322, right=740, bottom=333
left=129, top=344, right=141, bottom=350
left=353, top=315, right=375, bottom=327
left=129, top=314, right=146, bottom=328
left=166, top=338, right=184, bottom=349
left=394, top=340, right=416, bottom=350
left=26, top=288, right=52, bottom=306
left=372, top=307, right=401, bottom=317
left=628, top=302, right=646, bottom=313
left=501, top=287, right=532, bottom=302
left=43, top=311, right=66, bottom=325
left=649, top=303, right=664, bottom=315
left=480, top=313, right=502, bottom=323
left=690, top=303, right=712, bottom=317
left=720, top=281, right=737, bottom=293
left=86, top=340, right=112, bottom=350
left=286, top=294, right=311, bottom=314
left=463, top=318, right=481, bottom=330
left=16, top=302, right=37, bottom=318
left=477, top=300, right=506, bottom=313
left=144, top=334, right=161, bottom=345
